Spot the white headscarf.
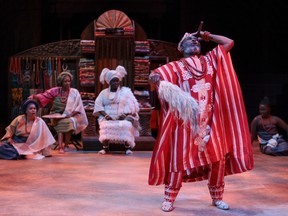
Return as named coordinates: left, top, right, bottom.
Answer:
left=99, top=65, right=127, bottom=85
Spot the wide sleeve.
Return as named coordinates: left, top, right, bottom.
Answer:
left=26, top=117, right=56, bottom=151
left=93, top=90, right=106, bottom=117
left=64, top=88, right=88, bottom=134
left=118, top=87, right=140, bottom=114
left=35, top=87, right=60, bottom=107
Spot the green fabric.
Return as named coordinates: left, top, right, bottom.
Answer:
left=50, top=96, right=66, bottom=114
left=49, top=96, right=74, bottom=133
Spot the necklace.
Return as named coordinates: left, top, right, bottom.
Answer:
left=261, top=116, right=272, bottom=132
left=60, top=88, right=70, bottom=103
left=180, top=56, right=207, bottom=80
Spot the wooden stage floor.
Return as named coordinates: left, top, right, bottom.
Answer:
left=0, top=145, right=287, bottom=216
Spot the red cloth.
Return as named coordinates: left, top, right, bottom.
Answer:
left=148, top=45, right=254, bottom=185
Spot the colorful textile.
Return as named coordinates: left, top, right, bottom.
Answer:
left=148, top=45, right=254, bottom=186
left=36, top=87, right=88, bottom=134
left=1, top=115, right=56, bottom=155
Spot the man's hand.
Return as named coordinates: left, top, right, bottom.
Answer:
left=198, top=135, right=210, bottom=152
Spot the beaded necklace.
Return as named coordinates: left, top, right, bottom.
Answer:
left=180, top=56, right=207, bottom=80
left=60, top=87, right=70, bottom=103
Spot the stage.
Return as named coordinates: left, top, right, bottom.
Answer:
left=0, top=145, right=287, bottom=216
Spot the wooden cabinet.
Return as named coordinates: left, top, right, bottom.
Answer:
left=134, top=40, right=152, bottom=110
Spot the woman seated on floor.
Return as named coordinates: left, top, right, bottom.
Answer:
left=250, top=96, right=288, bottom=156
left=93, top=65, right=141, bottom=155
left=0, top=99, right=56, bottom=160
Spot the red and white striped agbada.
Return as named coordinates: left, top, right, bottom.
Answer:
left=148, top=45, right=254, bottom=186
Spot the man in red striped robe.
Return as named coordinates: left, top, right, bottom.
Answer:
left=148, top=29, right=254, bottom=212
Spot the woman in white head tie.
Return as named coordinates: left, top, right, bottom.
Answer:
left=93, top=65, right=141, bottom=155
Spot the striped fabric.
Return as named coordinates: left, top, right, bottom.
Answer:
left=148, top=45, right=254, bottom=186
left=53, top=118, right=74, bottom=134
left=36, top=87, right=88, bottom=134
left=50, top=96, right=74, bottom=133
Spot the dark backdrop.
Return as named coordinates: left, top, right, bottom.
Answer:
left=1, top=0, right=288, bottom=126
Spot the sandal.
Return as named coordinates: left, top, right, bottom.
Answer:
left=64, top=145, right=69, bottom=152
left=59, top=148, right=65, bottom=154
left=125, top=149, right=133, bottom=155
left=212, top=200, right=229, bottom=210
left=98, top=149, right=107, bottom=155
left=161, top=201, right=174, bottom=212
left=32, top=153, right=45, bottom=160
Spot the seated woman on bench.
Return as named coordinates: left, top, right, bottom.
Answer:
left=93, top=65, right=141, bottom=155
left=28, top=71, right=88, bottom=154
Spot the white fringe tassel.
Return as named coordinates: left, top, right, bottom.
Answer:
left=158, top=80, right=199, bottom=133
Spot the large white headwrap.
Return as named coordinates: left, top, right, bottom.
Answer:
left=99, top=65, right=127, bottom=84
